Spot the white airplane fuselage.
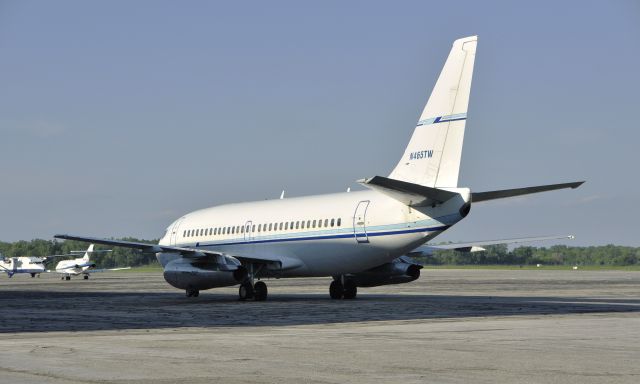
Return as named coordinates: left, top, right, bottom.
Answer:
left=55, top=258, right=93, bottom=276
left=158, top=189, right=470, bottom=277
left=0, top=257, right=46, bottom=276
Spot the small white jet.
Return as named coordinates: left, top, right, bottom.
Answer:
left=53, top=244, right=130, bottom=280
left=56, top=36, right=583, bottom=300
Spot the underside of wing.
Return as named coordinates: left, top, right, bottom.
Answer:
left=54, top=234, right=296, bottom=270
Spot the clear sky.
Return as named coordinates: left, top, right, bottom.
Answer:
left=0, top=1, right=638, bottom=246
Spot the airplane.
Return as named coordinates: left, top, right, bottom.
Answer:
left=56, top=36, right=584, bottom=300
left=52, top=244, right=130, bottom=280
left=0, top=254, right=47, bottom=278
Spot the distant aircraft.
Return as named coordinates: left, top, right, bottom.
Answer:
left=56, top=36, right=583, bottom=300
left=0, top=254, right=47, bottom=278
left=52, top=244, right=130, bottom=280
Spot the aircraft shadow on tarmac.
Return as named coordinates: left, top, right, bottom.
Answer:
left=1, top=291, right=638, bottom=333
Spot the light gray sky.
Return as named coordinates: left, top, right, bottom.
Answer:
left=1, top=1, right=638, bottom=246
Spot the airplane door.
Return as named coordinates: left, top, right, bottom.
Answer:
left=169, top=218, right=184, bottom=246
left=353, top=200, right=370, bottom=243
left=244, top=221, right=254, bottom=242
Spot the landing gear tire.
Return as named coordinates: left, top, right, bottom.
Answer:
left=30, top=273, right=36, bottom=278
left=186, top=288, right=199, bottom=297
left=239, top=282, right=254, bottom=301
left=83, top=275, right=89, bottom=280
left=253, top=281, right=268, bottom=301
left=65, top=276, right=71, bottom=281
left=343, top=281, right=357, bottom=299
left=329, top=280, right=343, bottom=299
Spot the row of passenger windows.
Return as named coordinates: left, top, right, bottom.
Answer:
left=183, top=218, right=342, bottom=238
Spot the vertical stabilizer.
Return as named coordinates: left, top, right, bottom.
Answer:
left=389, top=36, right=477, bottom=187
left=82, top=244, right=94, bottom=262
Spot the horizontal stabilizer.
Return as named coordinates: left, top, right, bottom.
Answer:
left=358, top=176, right=458, bottom=207
left=472, top=181, right=584, bottom=203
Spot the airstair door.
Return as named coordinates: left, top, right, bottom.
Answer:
left=353, top=200, right=370, bottom=243
left=244, top=221, right=254, bottom=242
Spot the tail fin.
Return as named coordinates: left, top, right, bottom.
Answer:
left=82, top=244, right=94, bottom=262
left=389, top=36, right=477, bottom=187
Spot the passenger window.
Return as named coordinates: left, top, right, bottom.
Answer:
left=307, top=220, right=311, bottom=228
left=290, top=221, right=294, bottom=230
left=183, top=230, right=186, bottom=237
left=279, top=222, right=283, bottom=230
left=296, top=221, right=300, bottom=229
left=318, top=220, right=322, bottom=228
left=337, top=218, right=341, bottom=226
left=331, top=219, right=335, bottom=227
left=312, top=220, right=316, bottom=228
left=285, top=222, right=289, bottom=230
left=301, top=221, right=305, bottom=229
left=241, top=226, right=244, bottom=234
left=252, top=225, right=255, bottom=232
left=324, top=219, right=329, bottom=227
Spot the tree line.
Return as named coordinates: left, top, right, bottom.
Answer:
left=421, top=244, right=640, bottom=266
left=1, top=239, right=639, bottom=267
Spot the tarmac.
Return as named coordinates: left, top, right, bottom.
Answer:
left=0, top=269, right=638, bottom=383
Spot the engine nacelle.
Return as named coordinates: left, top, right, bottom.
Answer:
left=348, top=256, right=422, bottom=287
left=162, top=257, right=245, bottom=290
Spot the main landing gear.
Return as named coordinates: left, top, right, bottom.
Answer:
left=186, top=287, right=200, bottom=297
left=239, top=280, right=268, bottom=301
left=329, top=277, right=357, bottom=300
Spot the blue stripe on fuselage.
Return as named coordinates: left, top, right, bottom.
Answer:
left=189, top=224, right=450, bottom=248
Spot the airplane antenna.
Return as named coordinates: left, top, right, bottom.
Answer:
left=280, top=190, right=285, bottom=199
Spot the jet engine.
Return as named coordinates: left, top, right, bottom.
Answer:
left=162, top=256, right=246, bottom=290
left=347, top=256, right=422, bottom=287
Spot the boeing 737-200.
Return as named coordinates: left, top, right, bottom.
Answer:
left=56, top=36, right=583, bottom=300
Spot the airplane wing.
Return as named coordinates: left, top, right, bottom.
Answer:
left=54, top=234, right=292, bottom=269
left=410, top=235, right=575, bottom=255
left=86, top=267, right=132, bottom=273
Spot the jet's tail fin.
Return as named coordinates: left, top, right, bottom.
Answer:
left=82, top=244, right=94, bottom=262
left=389, top=36, right=477, bottom=188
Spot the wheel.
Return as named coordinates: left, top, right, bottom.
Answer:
left=30, top=273, right=36, bottom=278
left=185, top=288, right=199, bottom=297
left=83, top=275, right=89, bottom=280
left=254, top=281, right=268, bottom=301
left=329, top=280, right=343, bottom=299
left=65, top=276, right=71, bottom=281
left=343, top=280, right=357, bottom=299
left=238, top=282, right=254, bottom=301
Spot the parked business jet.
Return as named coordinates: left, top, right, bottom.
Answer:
left=52, top=244, right=130, bottom=280
left=56, top=36, right=583, bottom=300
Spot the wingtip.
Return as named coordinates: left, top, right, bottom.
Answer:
left=572, top=181, right=586, bottom=189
